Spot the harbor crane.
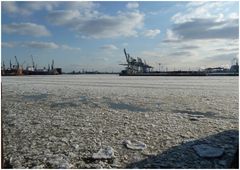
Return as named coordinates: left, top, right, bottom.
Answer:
left=231, top=57, right=238, bottom=66
left=14, top=56, right=19, bottom=69
left=158, top=63, right=161, bottom=72
left=2, top=60, right=5, bottom=71
left=51, top=60, right=54, bottom=70
left=10, top=60, right=12, bottom=69
left=120, top=48, right=153, bottom=74
left=13, top=56, right=23, bottom=75
left=31, top=55, right=35, bottom=70
left=21, top=61, right=26, bottom=68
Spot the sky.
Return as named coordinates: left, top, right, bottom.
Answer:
left=1, top=1, right=239, bottom=72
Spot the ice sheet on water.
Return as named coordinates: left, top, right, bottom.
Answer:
left=1, top=75, right=239, bottom=168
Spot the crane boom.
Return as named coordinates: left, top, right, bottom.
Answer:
left=51, top=60, right=54, bottom=70
left=14, top=56, right=19, bottom=68
left=2, top=60, right=5, bottom=70
left=31, top=55, right=35, bottom=69
left=124, top=48, right=128, bottom=62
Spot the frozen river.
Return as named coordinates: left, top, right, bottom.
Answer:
left=1, top=75, right=239, bottom=168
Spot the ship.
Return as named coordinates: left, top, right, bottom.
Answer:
left=119, top=49, right=239, bottom=76
left=1, top=56, right=62, bottom=76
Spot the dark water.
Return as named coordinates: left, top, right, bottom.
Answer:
left=175, top=110, right=216, bottom=118
left=109, top=102, right=149, bottom=112
left=22, top=94, right=48, bottom=101
left=175, top=110, right=236, bottom=120
left=51, top=102, right=78, bottom=108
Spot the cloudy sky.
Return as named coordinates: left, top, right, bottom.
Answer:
left=1, top=1, right=239, bottom=72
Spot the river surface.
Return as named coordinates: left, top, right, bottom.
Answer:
left=2, top=75, right=238, bottom=116
left=1, top=75, right=239, bottom=168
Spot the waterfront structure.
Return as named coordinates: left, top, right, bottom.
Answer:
left=1, top=56, right=62, bottom=76
left=119, top=49, right=239, bottom=76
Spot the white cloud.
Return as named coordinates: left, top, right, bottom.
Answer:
left=2, top=23, right=51, bottom=37
left=143, top=29, right=160, bottom=38
left=157, top=38, right=239, bottom=70
left=186, top=1, right=207, bottom=7
left=2, top=1, right=59, bottom=16
left=100, top=44, right=118, bottom=50
left=164, top=29, right=182, bottom=42
left=141, top=51, right=161, bottom=58
left=2, top=1, right=31, bottom=15
left=167, top=2, right=239, bottom=43
left=171, top=2, right=237, bottom=24
left=77, top=11, right=144, bottom=38
left=160, top=32, right=238, bottom=70
left=47, top=2, right=100, bottom=26
left=24, top=2, right=59, bottom=11
left=48, top=10, right=81, bottom=25
left=126, top=2, right=139, bottom=9
left=166, top=18, right=238, bottom=41
left=61, top=45, right=81, bottom=51
left=228, top=12, right=238, bottom=19
left=48, top=10, right=144, bottom=39
left=66, top=1, right=99, bottom=10
left=22, top=41, right=59, bottom=49
left=46, top=1, right=144, bottom=39
left=2, top=42, right=15, bottom=48
left=2, top=1, right=18, bottom=13
left=15, top=41, right=81, bottom=51
left=122, top=42, right=128, bottom=47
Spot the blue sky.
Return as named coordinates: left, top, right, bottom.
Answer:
left=1, top=1, right=239, bottom=72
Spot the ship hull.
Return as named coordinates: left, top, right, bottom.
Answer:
left=119, top=71, right=239, bottom=76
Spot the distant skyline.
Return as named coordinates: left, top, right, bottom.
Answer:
left=1, top=1, right=239, bottom=72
